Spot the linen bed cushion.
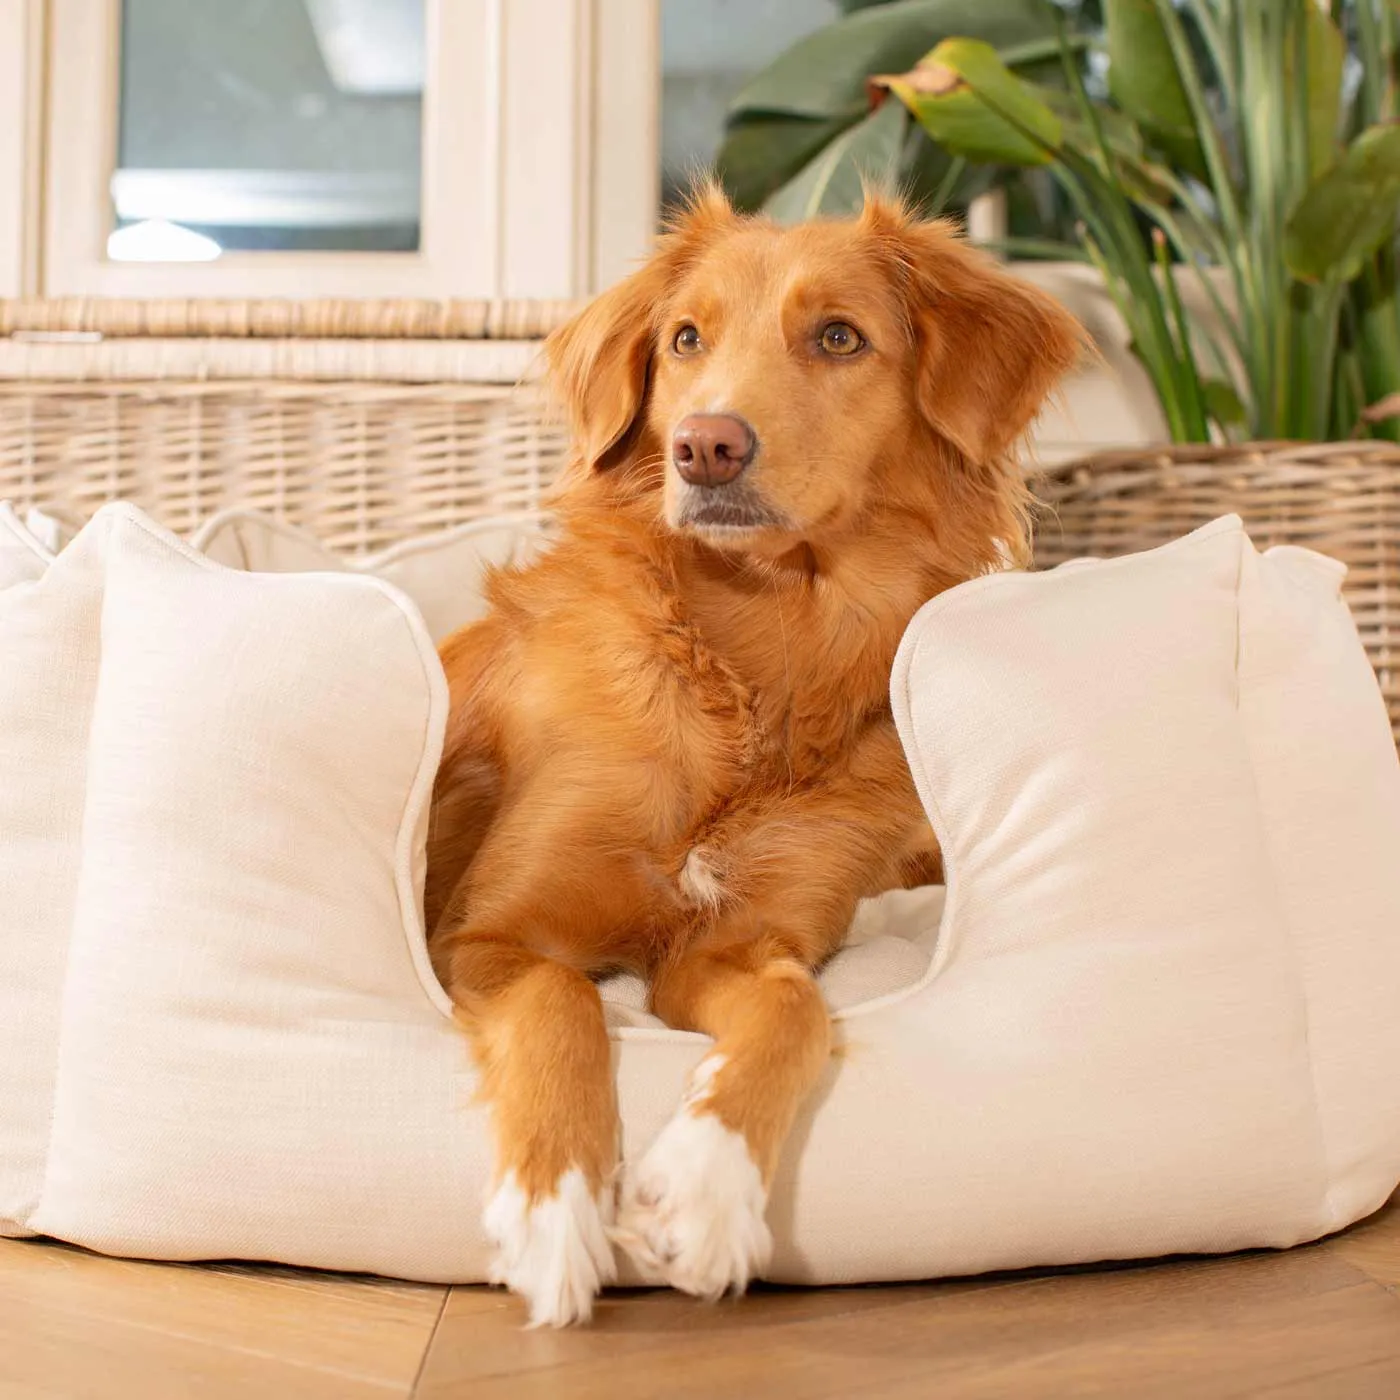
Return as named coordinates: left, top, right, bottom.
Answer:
left=0, top=503, right=1397, bottom=1285
left=6, top=503, right=959, bottom=1024
left=190, top=509, right=551, bottom=643
left=21, top=503, right=549, bottom=643
left=0, top=503, right=50, bottom=587
left=0, top=503, right=944, bottom=1265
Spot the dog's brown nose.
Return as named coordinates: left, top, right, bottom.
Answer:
left=672, top=414, right=756, bottom=487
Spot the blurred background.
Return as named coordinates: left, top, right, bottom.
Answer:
left=3, top=0, right=1106, bottom=298
left=4, top=0, right=1398, bottom=456
left=0, top=0, right=1149, bottom=455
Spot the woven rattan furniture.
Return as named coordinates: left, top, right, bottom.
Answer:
left=3, top=301, right=1396, bottom=738
left=0, top=299, right=578, bottom=555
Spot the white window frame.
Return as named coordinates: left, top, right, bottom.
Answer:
left=587, top=0, right=659, bottom=292
left=40, top=0, right=659, bottom=300
left=27, top=0, right=1007, bottom=302
left=44, top=0, right=494, bottom=299
left=0, top=0, right=45, bottom=297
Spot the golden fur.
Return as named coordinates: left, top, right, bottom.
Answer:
left=425, top=185, right=1083, bottom=1313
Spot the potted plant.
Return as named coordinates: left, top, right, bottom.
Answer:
left=715, top=0, right=1099, bottom=232
left=724, top=0, right=1400, bottom=444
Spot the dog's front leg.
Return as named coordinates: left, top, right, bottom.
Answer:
left=433, top=927, right=619, bottom=1327
left=615, top=720, right=928, bottom=1299
left=613, top=938, right=829, bottom=1299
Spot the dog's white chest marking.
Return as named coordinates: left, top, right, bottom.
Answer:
left=679, top=847, right=726, bottom=909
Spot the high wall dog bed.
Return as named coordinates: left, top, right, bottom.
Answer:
left=2, top=501, right=1398, bottom=1288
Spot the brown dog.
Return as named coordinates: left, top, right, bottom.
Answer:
left=425, top=185, right=1082, bottom=1325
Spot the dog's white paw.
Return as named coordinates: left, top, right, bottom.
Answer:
left=613, top=1102, right=771, bottom=1301
left=482, top=1168, right=616, bottom=1327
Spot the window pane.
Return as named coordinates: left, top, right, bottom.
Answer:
left=112, top=0, right=424, bottom=261
left=660, top=0, right=840, bottom=216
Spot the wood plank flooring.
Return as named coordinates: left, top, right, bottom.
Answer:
left=2, top=1190, right=1397, bottom=1398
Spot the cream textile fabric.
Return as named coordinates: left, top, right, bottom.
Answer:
left=1, top=505, right=1397, bottom=1284
left=188, top=508, right=548, bottom=643
left=22, top=502, right=548, bottom=644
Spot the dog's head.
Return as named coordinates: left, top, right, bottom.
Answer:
left=546, top=184, right=1083, bottom=571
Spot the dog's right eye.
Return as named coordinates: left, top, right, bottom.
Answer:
left=673, top=325, right=703, bottom=356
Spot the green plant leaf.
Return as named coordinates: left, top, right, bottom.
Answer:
left=1103, top=0, right=1202, bottom=172
left=1285, top=123, right=1400, bottom=284
left=1202, top=378, right=1247, bottom=429
left=872, top=38, right=1063, bottom=166
left=1351, top=248, right=1400, bottom=440
left=726, top=0, right=1059, bottom=121
left=1291, top=4, right=1346, bottom=178
left=1040, top=87, right=1144, bottom=162
left=763, top=99, right=909, bottom=223
left=716, top=114, right=856, bottom=211
left=898, top=119, right=995, bottom=213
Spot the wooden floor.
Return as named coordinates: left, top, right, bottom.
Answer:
left=3, top=1193, right=1398, bottom=1399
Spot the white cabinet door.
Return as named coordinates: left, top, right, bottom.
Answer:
left=0, top=0, right=42, bottom=298
left=37, top=0, right=664, bottom=300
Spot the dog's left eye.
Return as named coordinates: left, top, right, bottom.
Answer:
left=673, top=324, right=703, bottom=356
left=819, top=322, right=864, bottom=357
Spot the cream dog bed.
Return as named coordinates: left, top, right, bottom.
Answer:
left=2, top=502, right=1398, bottom=1289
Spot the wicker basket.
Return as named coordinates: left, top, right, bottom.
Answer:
left=1034, top=442, right=1400, bottom=740
left=0, top=298, right=577, bottom=555
left=3, top=301, right=1397, bottom=738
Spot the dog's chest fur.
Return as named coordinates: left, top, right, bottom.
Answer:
left=495, top=517, right=899, bottom=863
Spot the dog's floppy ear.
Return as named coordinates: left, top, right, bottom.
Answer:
left=864, top=198, right=1085, bottom=465
left=545, top=262, right=666, bottom=479
left=546, top=182, right=738, bottom=481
